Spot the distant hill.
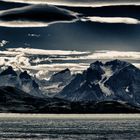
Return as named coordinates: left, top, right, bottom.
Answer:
left=0, top=86, right=140, bottom=113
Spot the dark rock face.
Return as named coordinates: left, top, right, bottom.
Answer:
left=105, top=64, right=140, bottom=105
left=0, top=66, right=17, bottom=77
left=32, top=80, right=39, bottom=89
left=19, top=71, right=31, bottom=80
left=50, top=68, right=72, bottom=83
left=58, top=68, right=70, bottom=74
left=104, top=59, right=130, bottom=71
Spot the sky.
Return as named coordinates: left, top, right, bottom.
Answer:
left=0, top=0, right=140, bottom=78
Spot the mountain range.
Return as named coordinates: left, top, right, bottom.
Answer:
left=0, top=60, right=140, bottom=113
left=57, top=60, right=140, bottom=106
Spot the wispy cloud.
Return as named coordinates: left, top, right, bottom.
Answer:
left=84, top=16, right=140, bottom=24
left=7, top=48, right=89, bottom=55
left=85, top=50, right=140, bottom=60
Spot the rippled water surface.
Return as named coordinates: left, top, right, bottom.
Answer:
left=0, top=114, right=140, bottom=140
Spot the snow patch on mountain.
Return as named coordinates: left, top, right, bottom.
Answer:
left=125, top=86, right=130, bottom=93
left=98, top=66, right=113, bottom=96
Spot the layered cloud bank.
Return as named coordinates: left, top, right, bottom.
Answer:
left=1, top=2, right=140, bottom=27
left=0, top=48, right=139, bottom=79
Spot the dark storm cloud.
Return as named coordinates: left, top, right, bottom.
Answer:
left=0, top=4, right=78, bottom=27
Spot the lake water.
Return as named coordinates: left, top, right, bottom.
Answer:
left=0, top=114, right=140, bottom=140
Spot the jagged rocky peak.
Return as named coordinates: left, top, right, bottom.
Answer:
left=58, top=68, right=70, bottom=74
left=85, top=61, right=105, bottom=82
left=87, top=59, right=131, bottom=81
left=0, top=66, right=17, bottom=76
left=50, top=68, right=71, bottom=82
left=105, top=59, right=128, bottom=65
left=19, top=71, right=31, bottom=80
left=105, top=59, right=131, bottom=71
left=90, top=60, right=103, bottom=68
left=90, top=59, right=130, bottom=69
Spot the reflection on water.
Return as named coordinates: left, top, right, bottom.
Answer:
left=0, top=114, right=140, bottom=140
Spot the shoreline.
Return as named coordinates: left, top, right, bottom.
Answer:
left=0, top=113, right=140, bottom=119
